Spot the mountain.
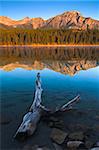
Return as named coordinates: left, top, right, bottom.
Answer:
left=0, top=11, right=99, bottom=30
left=0, top=16, right=44, bottom=29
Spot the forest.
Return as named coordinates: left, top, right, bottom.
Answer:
left=0, top=29, right=99, bottom=45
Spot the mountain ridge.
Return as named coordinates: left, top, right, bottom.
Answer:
left=0, top=11, right=99, bottom=30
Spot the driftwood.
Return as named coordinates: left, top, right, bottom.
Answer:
left=14, top=73, right=80, bottom=139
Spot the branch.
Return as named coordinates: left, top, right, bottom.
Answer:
left=60, top=94, right=80, bottom=112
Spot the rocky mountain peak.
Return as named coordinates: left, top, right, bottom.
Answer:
left=0, top=16, right=16, bottom=26
left=23, top=17, right=30, bottom=21
left=63, top=10, right=81, bottom=15
left=0, top=11, right=99, bottom=29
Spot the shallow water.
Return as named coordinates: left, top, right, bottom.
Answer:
left=0, top=46, right=99, bottom=150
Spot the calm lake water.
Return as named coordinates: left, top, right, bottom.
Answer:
left=0, top=46, right=99, bottom=150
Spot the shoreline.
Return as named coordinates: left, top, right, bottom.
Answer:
left=0, top=44, right=99, bottom=48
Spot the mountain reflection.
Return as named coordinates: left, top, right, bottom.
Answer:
left=0, top=46, right=99, bottom=75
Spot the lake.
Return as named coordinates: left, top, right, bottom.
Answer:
left=0, top=46, right=99, bottom=150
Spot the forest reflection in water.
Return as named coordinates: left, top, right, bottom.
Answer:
left=0, top=46, right=99, bottom=75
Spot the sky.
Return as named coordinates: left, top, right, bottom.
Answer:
left=0, top=0, right=99, bottom=20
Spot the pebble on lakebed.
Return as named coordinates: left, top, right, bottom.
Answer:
left=67, top=141, right=84, bottom=149
left=68, top=131, right=84, bottom=141
left=50, top=128, right=68, bottom=144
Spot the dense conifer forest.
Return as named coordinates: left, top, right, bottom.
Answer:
left=0, top=29, right=99, bottom=45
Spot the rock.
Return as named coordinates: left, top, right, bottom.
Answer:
left=91, top=148, right=99, bottom=150
left=85, top=141, right=94, bottom=149
left=53, top=121, right=64, bottom=129
left=50, top=116, right=59, bottom=122
left=84, top=128, right=97, bottom=143
left=68, top=131, right=84, bottom=141
left=48, top=117, right=64, bottom=129
left=96, top=142, right=99, bottom=147
left=53, top=143, right=63, bottom=150
left=36, top=148, right=43, bottom=150
left=67, top=141, right=84, bottom=149
left=73, top=123, right=89, bottom=132
left=32, top=146, right=39, bottom=150
left=36, top=147, right=50, bottom=150
left=50, top=128, right=68, bottom=144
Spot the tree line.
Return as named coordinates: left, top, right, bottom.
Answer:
left=0, top=29, right=99, bottom=45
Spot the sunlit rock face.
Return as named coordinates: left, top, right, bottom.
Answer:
left=0, top=16, right=45, bottom=29
left=31, top=18, right=45, bottom=29
left=0, top=47, right=98, bottom=75
left=0, top=11, right=99, bottom=29
left=45, top=11, right=99, bottom=30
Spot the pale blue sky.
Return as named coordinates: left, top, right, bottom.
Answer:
left=0, top=1, right=99, bottom=20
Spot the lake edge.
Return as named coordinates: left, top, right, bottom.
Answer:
left=0, top=44, right=99, bottom=48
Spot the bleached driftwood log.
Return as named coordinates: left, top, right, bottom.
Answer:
left=14, top=73, right=43, bottom=139
left=14, top=73, right=80, bottom=139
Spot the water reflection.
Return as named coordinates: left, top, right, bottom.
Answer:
left=0, top=46, right=99, bottom=75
